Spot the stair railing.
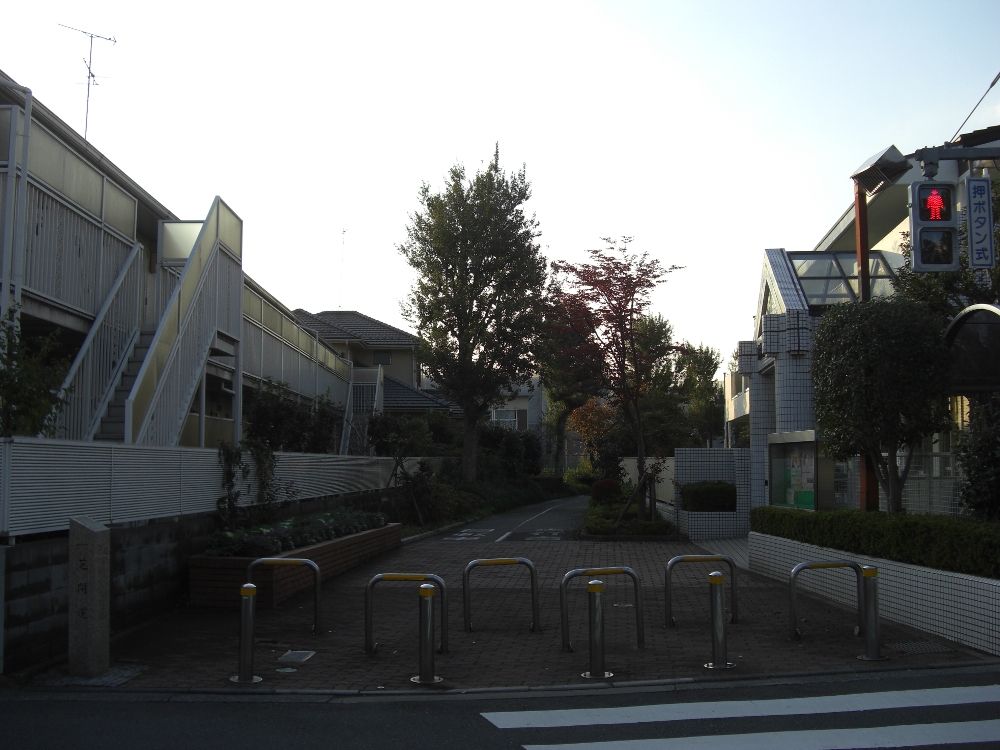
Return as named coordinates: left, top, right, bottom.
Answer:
left=53, top=241, right=144, bottom=440
left=125, top=197, right=242, bottom=445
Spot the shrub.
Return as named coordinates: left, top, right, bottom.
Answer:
left=205, top=509, right=386, bottom=557
left=564, top=462, right=598, bottom=493
left=591, top=478, right=622, bottom=506
left=750, top=506, right=1000, bottom=579
left=533, top=475, right=575, bottom=498
left=680, top=481, right=737, bottom=512
left=583, top=501, right=674, bottom=537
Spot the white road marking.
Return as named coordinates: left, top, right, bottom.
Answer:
left=495, top=499, right=578, bottom=542
left=483, top=684, right=1000, bottom=728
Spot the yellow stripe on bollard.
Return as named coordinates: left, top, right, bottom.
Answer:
left=479, top=558, right=518, bottom=566
left=383, top=574, right=429, bottom=582
left=863, top=567, right=879, bottom=577
left=586, top=567, right=625, bottom=576
left=587, top=580, right=604, bottom=593
left=811, top=562, right=849, bottom=569
left=240, top=584, right=257, bottom=597
left=708, top=574, right=725, bottom=585
left=418, top=584, right=437, bottom=598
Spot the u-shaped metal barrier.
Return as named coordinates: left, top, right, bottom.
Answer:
left=560, top=567, right=644, bottom=652
left=789, top=560, right=865, bottom=641
left=365, top=573, right=448, bottom=654
left=463, top=558, right=539, bottom=633
left=247, top=557, right=321, bottom=634
left=664, top=554, right=738, bottom=627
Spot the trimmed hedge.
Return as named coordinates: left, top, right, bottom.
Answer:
left=584, top=502, right=675, bottom=537
left=680, top=481, right=737, bottom=512
left=751, top=507, right=1000, bottom=579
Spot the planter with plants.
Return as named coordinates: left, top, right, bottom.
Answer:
left=188, top=509, right=401, bottom=608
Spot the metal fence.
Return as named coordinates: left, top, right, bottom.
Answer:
left=0, top=437, right=405, bottom=538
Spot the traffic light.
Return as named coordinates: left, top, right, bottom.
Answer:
left=908, top=180, right=959, bottom=272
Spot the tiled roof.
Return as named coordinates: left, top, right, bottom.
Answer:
left=293, top=309, right=358, bottom=342
left=382, top=375, right=450, bottom=412
left=307, top=311, right=417, bottom=348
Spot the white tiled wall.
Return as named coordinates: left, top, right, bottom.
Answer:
left=750, top=532, right=1000, bottom=655
left=673, top=448, right=750, bottom=540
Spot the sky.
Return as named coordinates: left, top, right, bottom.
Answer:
left=4, top=0, right=1000, bottom=371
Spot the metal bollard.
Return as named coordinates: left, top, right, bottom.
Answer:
left=582, top=580, right=612, bottom=679
left=230, top=583, right=262, bottom=684
left=858, top=566, right=886, bottom=661
left=704, top=572, right=735, bottom=670
left=411, top=584, right=443, bottom=685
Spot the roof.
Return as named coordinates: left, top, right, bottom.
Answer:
left=382, top=375, right=451, bottom=412
left=293, top=309, right=359, bottom=343
left=300, top=310, right=417, bottom=349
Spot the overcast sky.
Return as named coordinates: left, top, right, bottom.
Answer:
left=5, top=1, right=1000, bottom=370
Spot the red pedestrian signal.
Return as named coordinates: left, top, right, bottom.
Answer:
left=909, top=180, right=959, bottom=272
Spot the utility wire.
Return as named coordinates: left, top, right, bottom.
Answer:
left=950, top=69, right=1000, bottom=143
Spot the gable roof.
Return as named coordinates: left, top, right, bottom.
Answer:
left=301, top=310, right=417, bottom=349
left=293, top=309, right=360, bottom=343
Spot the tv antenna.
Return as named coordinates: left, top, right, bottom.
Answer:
left=59, top=23, right=116, bottom=139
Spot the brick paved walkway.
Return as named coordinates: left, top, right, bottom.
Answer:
left=29, top=504, right=997, bottom=693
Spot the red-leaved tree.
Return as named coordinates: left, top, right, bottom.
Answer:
left=551, top=237, right=682, bottom=518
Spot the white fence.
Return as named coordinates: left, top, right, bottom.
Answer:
left=0, top=437, right=401, bottom=537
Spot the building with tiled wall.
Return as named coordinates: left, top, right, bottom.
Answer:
left=725, top=126, right=1000, bottom=515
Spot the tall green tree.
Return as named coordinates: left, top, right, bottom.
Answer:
left=552, top=239, right=682, bottom=518
left=813, top=297, right=951, bottom=512
left=400, top=148, right=547, bottom=482
left=675, top=343, right=724, bottom=447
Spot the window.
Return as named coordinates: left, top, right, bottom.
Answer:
left=492, top=408, right=528, bottom=430
left=372, top=351, right=392, bottom=365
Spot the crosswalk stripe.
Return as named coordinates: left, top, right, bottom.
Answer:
left=483, top=684, right=1000, bottom=728
left=521, top=719, right=1000, bottom=750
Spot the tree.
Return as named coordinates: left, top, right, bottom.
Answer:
left=400, top=147, right=547, bottom=482
left=675, top=343, right=724, bottom=447
left=812, top=298, right=951, bottom=512
left=552, top=239, right=682, bottom=518
left=536, top=285, right=603, bottom=476
left=0, top=311, right=68, bottom=437
left=567, top=396, right=616, bottom=469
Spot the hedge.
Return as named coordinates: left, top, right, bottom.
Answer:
left=750, top=507, right=1000, bottom=579
left=680, top=481, right=737, bottom=512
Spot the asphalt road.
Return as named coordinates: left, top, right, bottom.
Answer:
left=2, top=666, right=998, bottom=749
left=436, top=494, right=591, bottom=543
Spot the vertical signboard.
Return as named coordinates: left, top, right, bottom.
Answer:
left=966, top=176, right=996, bottom=269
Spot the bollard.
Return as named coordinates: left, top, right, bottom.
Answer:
left=230, top=583, right=262, bottom=684
left=582, top=580, right=612, bottom=679
left=411, top=583, right=443, bottom=685
left=704, top=572, right=735, bottom=670
left=858, top=566, right=886, bottom=662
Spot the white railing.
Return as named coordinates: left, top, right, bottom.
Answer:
left=0, top=436, right=404, bottom=537
left=23, top=183, right=133, bottom=316
left=340, top=372, right=354, bottom=455
left=53, top=242, right=144, bottom=440
left=126, top=198, right=242, bottom=446
left=352, top=366, right=384, bottom=414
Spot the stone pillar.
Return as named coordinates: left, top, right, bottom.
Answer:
left=68, top=517, right=110, bottom=677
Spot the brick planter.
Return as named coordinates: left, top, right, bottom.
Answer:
left=187, top=523, right=402, bottom=608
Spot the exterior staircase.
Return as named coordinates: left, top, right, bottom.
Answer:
left=94, top=332, right=155, bottom=442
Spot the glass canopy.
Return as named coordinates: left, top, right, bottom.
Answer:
left=787, top=251, right=902, bottom=306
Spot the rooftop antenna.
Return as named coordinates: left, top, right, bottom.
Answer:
left=58, top=23, right=116, bottom=139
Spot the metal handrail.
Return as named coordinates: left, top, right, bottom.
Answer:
left=463, top=557, right=539, bottom=633
left=789, top=560, right=865, bottom=640
left=560, top=566, right=644, bottom=652
left=365, top=573, right=448, bottom=654
left=247, top=557, right=321, bottom=634
left=665, top=554, right=738, bottom=627
left=54, top=241, right=143, bottom=439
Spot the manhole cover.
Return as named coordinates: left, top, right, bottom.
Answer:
left=278, top=650, right=316, bottom=664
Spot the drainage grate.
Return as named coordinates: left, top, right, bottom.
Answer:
left=887, top=640, right=953, bottom=655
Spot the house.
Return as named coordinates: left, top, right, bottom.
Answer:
left=724, top=126, right=1000, bottom=518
